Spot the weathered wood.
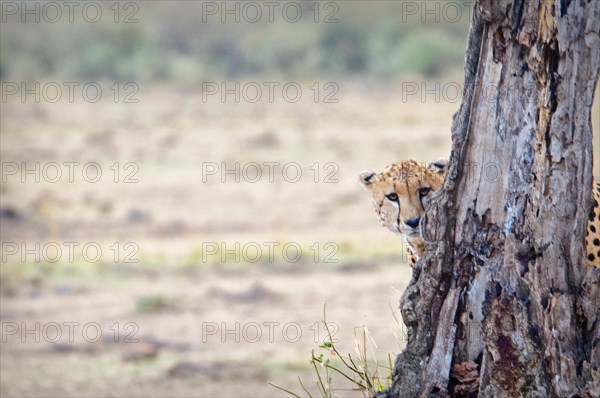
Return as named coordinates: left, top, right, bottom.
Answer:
left=380, top=0, right=600, bottom=396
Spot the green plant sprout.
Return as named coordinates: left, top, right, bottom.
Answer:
left=270, top=304, right=395, bottom=397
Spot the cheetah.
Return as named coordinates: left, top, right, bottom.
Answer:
left=360, top=159, right=600, bottom=269
left=359, top=160, right=447, bottom=267
left=587, top=182, right=600, bottom=268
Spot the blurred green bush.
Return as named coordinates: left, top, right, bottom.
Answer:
left=1, top=2, right=470, bottom=82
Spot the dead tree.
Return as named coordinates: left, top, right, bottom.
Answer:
left=381, top=0, right=600, bottom=396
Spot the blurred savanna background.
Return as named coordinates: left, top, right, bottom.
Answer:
left=1, top=1, right=598, bottom=397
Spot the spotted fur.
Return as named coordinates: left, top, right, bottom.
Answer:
left=586, top=182, right=600, bottom=268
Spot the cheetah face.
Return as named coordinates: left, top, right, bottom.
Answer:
left=359, top=160, right=447, bottom=238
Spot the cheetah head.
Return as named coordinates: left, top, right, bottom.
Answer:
left=359, top=160, right=447, bottom=239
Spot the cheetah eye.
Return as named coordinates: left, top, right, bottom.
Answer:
left=385, top=192, right=399, bottom=202
left=419, top=187, right=431, bottom=197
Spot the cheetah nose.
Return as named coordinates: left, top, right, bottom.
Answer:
left=404, top=217, right=420, bottom=229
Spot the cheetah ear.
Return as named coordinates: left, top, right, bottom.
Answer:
left=359, top=170, right=377, bottom=188
left=428, top=159, right=448, bottom=174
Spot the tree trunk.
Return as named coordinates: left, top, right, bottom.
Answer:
left=381, top=0, right=600, bottom=397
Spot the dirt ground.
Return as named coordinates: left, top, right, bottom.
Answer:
left=1, top=81, right=598, bottom=397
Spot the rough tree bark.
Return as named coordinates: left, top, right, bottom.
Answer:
left=380, top=0, right=600, bottom=397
